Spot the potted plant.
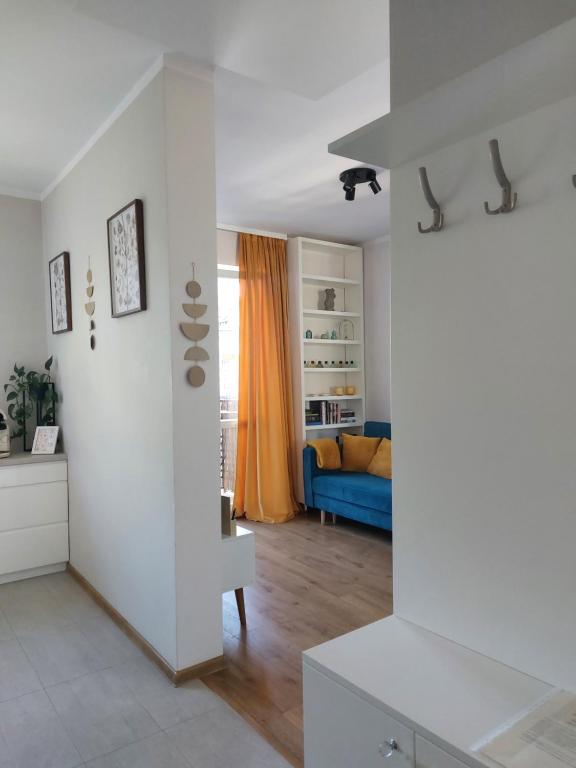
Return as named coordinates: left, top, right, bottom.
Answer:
left=3, top=358, right=58, bottom=450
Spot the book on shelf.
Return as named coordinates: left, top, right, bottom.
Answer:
left=305, top=400, right=356, bottom=426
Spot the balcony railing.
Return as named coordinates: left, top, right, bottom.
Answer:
left=220, top=398, right=238, bottom=492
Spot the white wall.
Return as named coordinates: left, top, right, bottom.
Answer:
left=363, top=237, right=391, bottom=423
left=216, top=229, right=238, bottom=267
left=392, top=90, right=576, bottom=689
left=42, top=64, right=222, bottom=671
left=164, top=67, right=222, bottom=668
left=0, top=195, right=45, bottom=426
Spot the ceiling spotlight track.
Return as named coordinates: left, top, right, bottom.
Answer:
left=339, top=167, right=381, bottom=201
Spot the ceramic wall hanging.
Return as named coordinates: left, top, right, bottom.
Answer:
left=84, top=257, right=96, bottom=350
left=180, top=263, right=209, bottom=387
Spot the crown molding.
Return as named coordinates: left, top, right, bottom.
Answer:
left=162, top=52, right=213, bottom=82
left=0, top=186, right=41, bottom=201
left=41, top=55, right=165, bottom=200
left=217, top=224, right=288, bottom=240
left=362, top=234, right=390, bottom=247
left=40, top=52, right=212, bottom=202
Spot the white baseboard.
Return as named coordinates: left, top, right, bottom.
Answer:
left=0, top=562, right=67, bottom=585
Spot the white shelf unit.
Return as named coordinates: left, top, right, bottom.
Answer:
left=288, top=237, right=365, bottom=501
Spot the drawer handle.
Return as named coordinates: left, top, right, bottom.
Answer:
left=378, top=739, right=398, bottom=758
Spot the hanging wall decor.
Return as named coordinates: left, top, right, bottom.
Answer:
left=84, top=257, right=96, bottom=350
left=49, top=252, right=73, bottom=334
left=180, top=263, right=209, bottom=387
left=107, top=199, right=147, bottom=317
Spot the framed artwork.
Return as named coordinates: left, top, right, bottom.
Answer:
left=107, top=199, right=147, bottom=317
left=49, top=252, right=72, bottom=334
left=32, top=426, right=60, bottom=455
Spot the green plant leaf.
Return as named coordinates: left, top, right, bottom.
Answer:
left=6, top=392, right=17, bottom=401
left=45, top=357, right=53, bottom=371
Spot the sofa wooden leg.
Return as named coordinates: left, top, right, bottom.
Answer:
left=320, top=510, right=326, bottom=525
left=332, top=512, right=337, bottom=525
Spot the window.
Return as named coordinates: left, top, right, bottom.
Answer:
left=218, top=266, right=239, bottom=492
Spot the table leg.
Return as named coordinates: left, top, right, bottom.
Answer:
left=235, top=588, right=247, bottom=626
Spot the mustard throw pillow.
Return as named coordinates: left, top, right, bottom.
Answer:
left=341, top=433, right=381, bottom=472
left=307, top=438, right=341, bottom=470
left=367, top=438, right=392, bottom=479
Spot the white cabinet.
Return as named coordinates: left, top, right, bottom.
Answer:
left=303, top=616, right=553, bottom=768
left=415, top=738, right=468, bottom=768
left=0, top=454, right=69, bottom=583
left=304, top=665, right=414, bottom=768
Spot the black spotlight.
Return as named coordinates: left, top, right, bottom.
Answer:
left=369, top=178, right=382, bottom=194
left=339, top=167, right=381, bottom=201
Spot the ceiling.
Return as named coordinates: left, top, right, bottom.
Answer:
left=0, top=0, right=390, bottom=243
left=390, top=0, right=576, bottom=107
left=215, top=62, right=390, bottom=242
left=0, top=0, right=164, bottom=197
left=5, top=1, right=573, bottom=243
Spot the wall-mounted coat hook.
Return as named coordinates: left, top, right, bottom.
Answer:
left=417, top=167, right=444, bottom=233
left=484, top=139, right=517, bottom=215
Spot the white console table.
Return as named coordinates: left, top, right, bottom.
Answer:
left=0, top=453, right=69, bottom=584
left=304, top=615, right=553, bottom=768
left=221, top=525, right=255, bottom=626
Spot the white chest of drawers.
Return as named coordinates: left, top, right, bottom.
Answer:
left=0, top=453, right=69, bottom=583
left=303, top=616, right=553, bottom=768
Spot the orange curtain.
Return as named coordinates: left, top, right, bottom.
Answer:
left=234, top=233, right=299, bottom=523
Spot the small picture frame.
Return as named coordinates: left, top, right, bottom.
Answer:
left=32, top=426, right=60, bottom=455
left=49, top=252, right=73, bottom=334
left=107, top=199, right=147, bottom=318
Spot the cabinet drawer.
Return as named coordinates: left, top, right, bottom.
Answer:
left=0, top=482, right=68, bottom=532
left=304, top=664, right=414, bottom=768
left=0, top=523, right=69, bottom=576
left=416, top=737, right=469, bottom=768
left=0, top=461, right=67, bottom=489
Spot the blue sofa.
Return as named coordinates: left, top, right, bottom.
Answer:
left=303, top=421, right=392, bottom=531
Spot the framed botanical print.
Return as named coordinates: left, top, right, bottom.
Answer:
left=107, top=199, right=147, bottom=317
left=49, top=252, right=73, bottom=334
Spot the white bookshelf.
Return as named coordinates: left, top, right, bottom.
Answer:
left=287, top=237, right=365, bottom=501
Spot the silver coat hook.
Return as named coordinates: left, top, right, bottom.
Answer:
left=484, top=138, right=517, bottom=215
left=417, top=166, right=444, bottom=233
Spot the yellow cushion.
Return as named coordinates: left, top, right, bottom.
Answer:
left=341, top=433, right=381, bottom=472
left=307, top=438, right=341, bottom=470
left=367, top=438, right=392, bottom=479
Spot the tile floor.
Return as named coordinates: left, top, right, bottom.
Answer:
left=0, top=572, right=290, bottom=768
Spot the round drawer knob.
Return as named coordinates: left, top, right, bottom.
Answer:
left=378, top=739, right=398, bottom=758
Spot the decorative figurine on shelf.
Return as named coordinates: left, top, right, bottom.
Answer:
left=323, top=288, right=336, bottom=311
left=305, top=329, right=313, bottom=339
left=331, top=329, right=338, bottom=340
left=317, top=360, right=323, bottom=368
left=320, top=331, right=330, bottom=339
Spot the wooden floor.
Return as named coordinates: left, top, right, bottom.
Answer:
left=202, top=512, right=393, bottom=767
